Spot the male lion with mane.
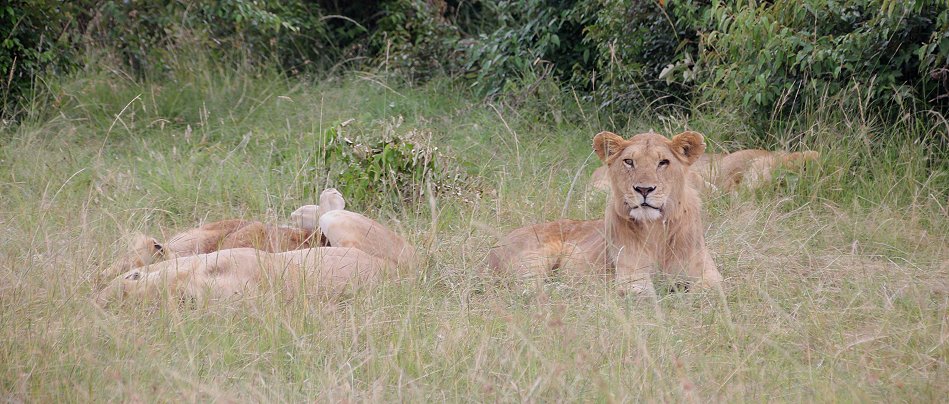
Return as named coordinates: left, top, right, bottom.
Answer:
left=488, top=131, right=723, bottom=297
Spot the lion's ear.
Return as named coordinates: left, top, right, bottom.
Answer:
left=593, top=131, right=625, bottom=162
left=670, top=131, right=706, bottom=165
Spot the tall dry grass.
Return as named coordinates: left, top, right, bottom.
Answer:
left=1, top=59, right=947, bottom=401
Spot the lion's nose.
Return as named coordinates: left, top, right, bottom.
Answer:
left=634, top=185, right=656, bottom=197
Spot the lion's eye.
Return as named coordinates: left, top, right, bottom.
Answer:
left=623, top=159, right=634, bottom=168
left=658, top=159, right=670, bottom=167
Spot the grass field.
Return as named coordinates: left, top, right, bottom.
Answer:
left=1, top=63, right=947, bottom=401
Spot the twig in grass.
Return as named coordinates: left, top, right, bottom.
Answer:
left=27, top=167, right=88, bottom=277
left=562, top=152, right=596, bottom=218
left=357, top=72, right=407, bottom=99
left=717, top=333, right=771, bottom=394
left=832, top=334, right=887, bottom=361
left=425, top=179, right=440, bottom=257
left=98, top=94, right=141, bottom=159
left=43, top=168, right=86, bottom=212
left=489, top=103, right=521, bottom=172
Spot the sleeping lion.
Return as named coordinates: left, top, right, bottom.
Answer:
left=95, top=189, right=416, bottom=306
left=98, top=189, right=348, bottom=281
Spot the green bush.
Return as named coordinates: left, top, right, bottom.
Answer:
left=691, top=0, right=949, bottom=119
left=5, top=0, right=949, bottom=138
left=317, top=119, right=480, bottom=207
left=461, top=0, right=591, bottom=96
left=371, top=0, right=461, bottom=82
left=579, top=0, right=709, bottom=111
left=2, top=0, right=332, bottom=120
left=87, top=1, right=330, bottom=76
left=1, top=1, right=84, bottom=119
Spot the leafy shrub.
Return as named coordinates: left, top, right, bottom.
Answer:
left=371, top=0, right=462, bottom=82
left=579, top=0, right=710, bottom=111
left=87, top=1, right=331, bottom=77
left=691, top=0, right=949, bottom=119
left=1, top=1, right=84, bottom=119
left=317, top=118, right=481, bottom=207
left=461, top=0, right=591, bottom=96
left=7, top=0, right=949, bottom=140
left=2, top=0, right=333, bottom=119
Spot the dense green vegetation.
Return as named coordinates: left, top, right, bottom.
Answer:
left=5, top=1, right=949, bottom=134
left=1, top=0, right=947, bottom=401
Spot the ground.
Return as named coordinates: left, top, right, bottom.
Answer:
left=1, top=69, right=947, bottom=401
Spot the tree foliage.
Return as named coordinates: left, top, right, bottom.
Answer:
left=3, top=0, right=948, bottom=127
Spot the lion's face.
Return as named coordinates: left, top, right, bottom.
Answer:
left=128, top=233, right=165, bottom=266
left=593, top=131, right=705, bottom=222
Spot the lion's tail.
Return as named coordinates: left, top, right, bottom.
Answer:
left=783, top=150, right=819, bottom=163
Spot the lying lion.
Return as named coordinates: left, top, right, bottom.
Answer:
left=591, top=146, right=819, bottom=192
left=99, top=189, right=349, bottom=281
left=488, top=131, right=723, bottom=297
left=95, top=190, right=416, bottom=306
left=697, top=149, right=819, bottom=192
left=93, top=247, right=388, bottom=306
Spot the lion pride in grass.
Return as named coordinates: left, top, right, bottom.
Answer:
left=98, top=189, right=350, bottom=281
left=488, top=131, right=723, bottom=297
left=95, top=189, right=416, bottom=306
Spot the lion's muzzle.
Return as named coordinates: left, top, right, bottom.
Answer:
left=624, top=194, right=664, bottom=221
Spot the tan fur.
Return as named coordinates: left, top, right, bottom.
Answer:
left=318, top=210, right=416, bottom=268
left=108, top=233, right=165, bottom=273
left=95, top=189, right=417, bottom=306
left=592, top=148, right=819, bottom=193
left=693, top=149, right=820, bottom=192
left=99, top=189, right=348, bottom=281
left=290, top=188, right=346, bottom=231
left=488, top=131, right=723, bottom=297
left=94, top=247, right=388, bottom=306
left=100, top=219, right=323, bottom=281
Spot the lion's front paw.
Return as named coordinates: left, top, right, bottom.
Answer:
left=690, top=275, right=723, bottom=293
left=93, top=271, right=141, bottom=308
left=92, top=282, right=122, bottom=308
left=616, top=281, right=658, bottom=300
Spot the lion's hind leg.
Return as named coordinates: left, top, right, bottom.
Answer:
left=488, top=247, right=561, bottom=279
left=318, top=210, right=416, bottom=267
left=290, top=188, right=347, bottom=232
left=487, top=222, right=575, bottom=279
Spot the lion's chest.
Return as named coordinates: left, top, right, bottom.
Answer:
left=604, top=217, right=686, bottom=270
